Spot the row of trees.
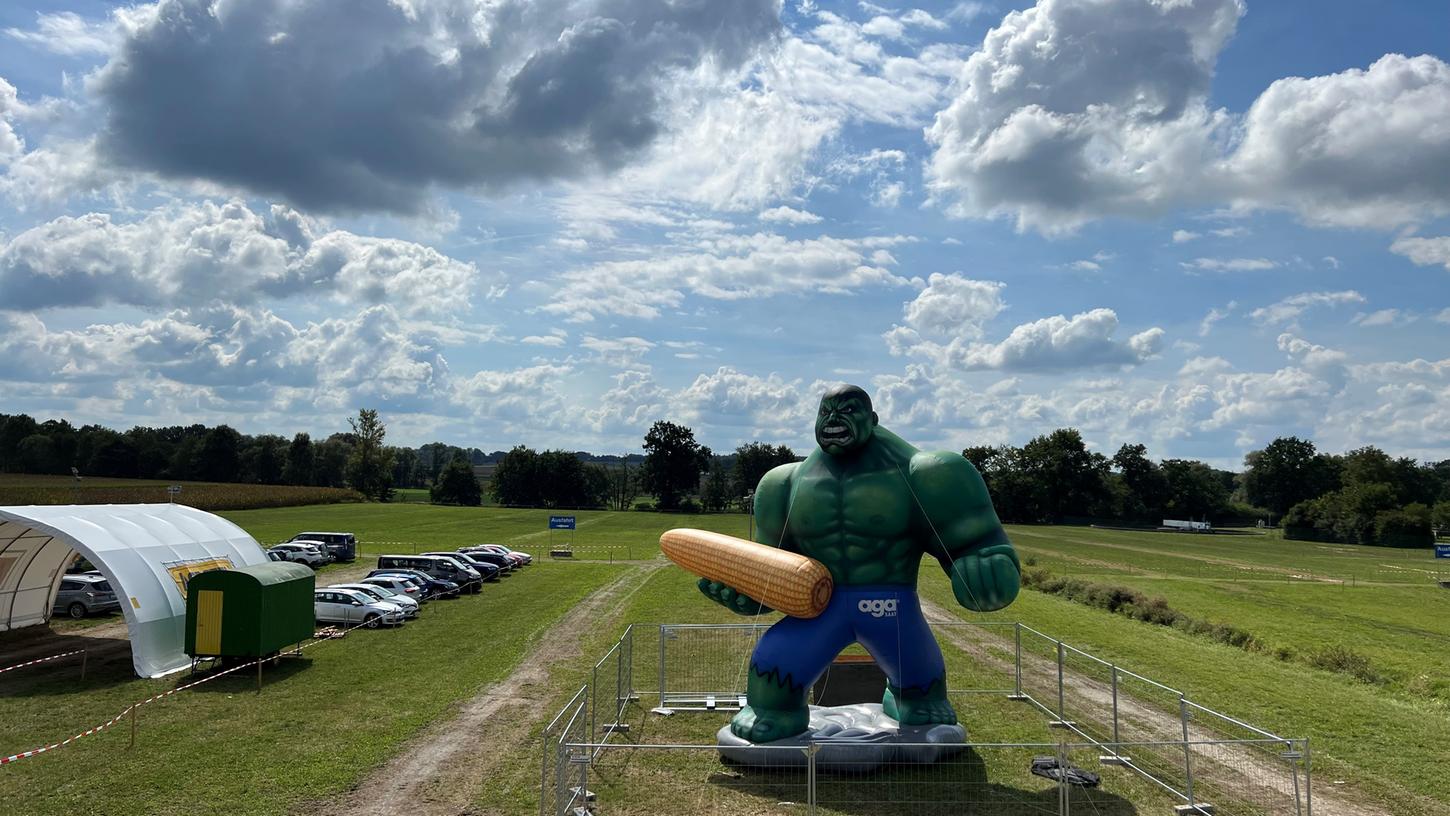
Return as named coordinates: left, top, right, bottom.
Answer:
left=965, top=430, right=1241, bottom=525
left=8, top=408, right=1444, bottom=546
left=1249, top=438, right=1450, bottom=547
left=965, top=429, right=1448, bottom=547
left=0, top=410, right=397, bottom=501
left=479, top=423, right=799, bottom=511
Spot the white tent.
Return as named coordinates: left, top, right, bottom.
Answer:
left=0, top=504, right=269, bottom=677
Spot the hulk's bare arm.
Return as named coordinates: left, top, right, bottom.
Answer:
left=907, top=451, right=1020, bottom=612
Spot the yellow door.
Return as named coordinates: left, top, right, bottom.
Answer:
left=195, top=590, right=223, bottom=655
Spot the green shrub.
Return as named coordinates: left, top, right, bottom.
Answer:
left=1307, top=645, right=1385, bottom=684
left=1374, top=503, right=1434, bottom=548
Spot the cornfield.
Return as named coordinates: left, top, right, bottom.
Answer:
left=0, top=475, right=362, bottom=511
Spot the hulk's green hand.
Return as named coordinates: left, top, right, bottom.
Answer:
left=698, top=578, right=774, bottom=616
left=949, top=544, right=1021, bottom=612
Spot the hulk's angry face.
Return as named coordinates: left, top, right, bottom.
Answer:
left=815, top=385, right=878, bottom=456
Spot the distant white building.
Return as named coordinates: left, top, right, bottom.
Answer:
left=1162, top=519, right=1213, bottom=532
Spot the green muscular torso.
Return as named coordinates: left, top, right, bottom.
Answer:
left=754, top=427, right=1005, bottom=587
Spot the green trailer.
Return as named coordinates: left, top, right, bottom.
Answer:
left=185, top=562, right=316, bottom=659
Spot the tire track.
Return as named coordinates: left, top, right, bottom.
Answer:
left=307, top=561, right=662, bottom=816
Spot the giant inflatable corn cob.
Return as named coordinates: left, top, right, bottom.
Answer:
left=659, top=528, right=833, bottom=618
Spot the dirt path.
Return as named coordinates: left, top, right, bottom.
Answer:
left=919, top=598, right=1403, bottom=816
left=311, top=561, right=662, bottom=816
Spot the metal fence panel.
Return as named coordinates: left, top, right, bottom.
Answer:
left=587, top=743, right=810, bottom=815
left=540, top=686, right=589, bottom=816
left=657, top=623, right=768, bottom=710
left=557, top=623, right=1313, bottom=816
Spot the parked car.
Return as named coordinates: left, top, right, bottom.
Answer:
left=290, top=531, right=357, bottom=562
left=367, top=568, right=461, bottom=599
left=447, top=550, right=504, bottom=580
left=422, top=551, right=501, bottom=583
left=51, top=574, right=120, bottom=619
left=329, top=583, right=419, bottom=619
left=313, top=588, right=404, bottom=628
left=360, top=575, right=428, bottom=602
left=463, top=544, right=529, bottom=568
left=290, top=539, right=335, bottom=564
left=268, top=543, right=327, bottom=568
left=266, top=550, right=286, bottom=562
left=448, top=548, right=511, bottom=577
left=492, top=544, right=533, bottom=565
left=376, top=554, right=483, bottom=593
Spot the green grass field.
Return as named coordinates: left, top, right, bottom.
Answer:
left=3, top=505, right=1447, bottom=815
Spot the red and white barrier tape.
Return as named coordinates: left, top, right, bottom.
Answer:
left=0, top=703, right=136, bottom=765
left=0, top=602, right=420, bottom=766
left=0, top=649, right=85, bottom=676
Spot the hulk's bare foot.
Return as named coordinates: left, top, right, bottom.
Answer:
left=883, top=684, right=958, bottom=726
left=730, top=705, right=810, bottom=742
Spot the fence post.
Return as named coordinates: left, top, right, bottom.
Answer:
left=1304, top=737, right=1313, bottom=816
left=554, top=728, right=568, bottom=816
left=128, top=706, right=137, bottom=749
left=1057, top=740, right=1070, bottom=815
left=1056, top=641, right=1066, bottom=721
left=1012, top=623, right=1024, bottom=698
left=1180, top=695, right=1196, bottom=809
left=657, top=624, right=668, bottom=710
left=625, top=625, right=634, bottom=701
left=590, top=664, right=599, bottom=745
left=539, top=726, right=550, bottom=816
left=806, top=745, right=818, bottom=815
left=1110, top=665, right=1120, bottom=746
left=80, top=649, right=87, bottom=681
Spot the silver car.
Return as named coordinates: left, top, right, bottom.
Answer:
left=52, top=574, right=120, bottom=619
left=313, top=588, right=404, bottom=628
left=330, top=583, right=420, bottom=619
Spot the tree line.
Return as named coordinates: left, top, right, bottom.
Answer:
left=5, top=409, right=1445, bottom=545
left=967, top=429, right=1449, bottom=547
left=480, top=422, right=798, bottom=511
left=0, top=409, right=397, bottom=501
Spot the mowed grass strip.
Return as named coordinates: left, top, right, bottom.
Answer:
left=0, top=559, right=626, bottom=816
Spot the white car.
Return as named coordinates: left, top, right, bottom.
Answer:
left=289, top=539, right=334, bottom=564
left=269, top=542, right=327, bottom=568
left=330, top=582, right=420, bottom=619
left=313, top=588, right=404, bottom=628
left=360, top=575, right=429, bottom=603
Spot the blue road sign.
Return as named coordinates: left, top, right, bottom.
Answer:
left=549, top=515, right=577, bottom=530
left=1436, top=543, right=1450, bottom=559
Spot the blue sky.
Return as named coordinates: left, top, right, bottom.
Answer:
left=1, top=0, right=1447, bottom=467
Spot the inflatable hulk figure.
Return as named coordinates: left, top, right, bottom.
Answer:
left=698, top=384, right=1021, bottom=742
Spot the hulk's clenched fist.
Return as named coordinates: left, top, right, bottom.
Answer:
left=696, top=384, right=1021, bottom=743
left=950, top=543, right=1021, bottom=612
